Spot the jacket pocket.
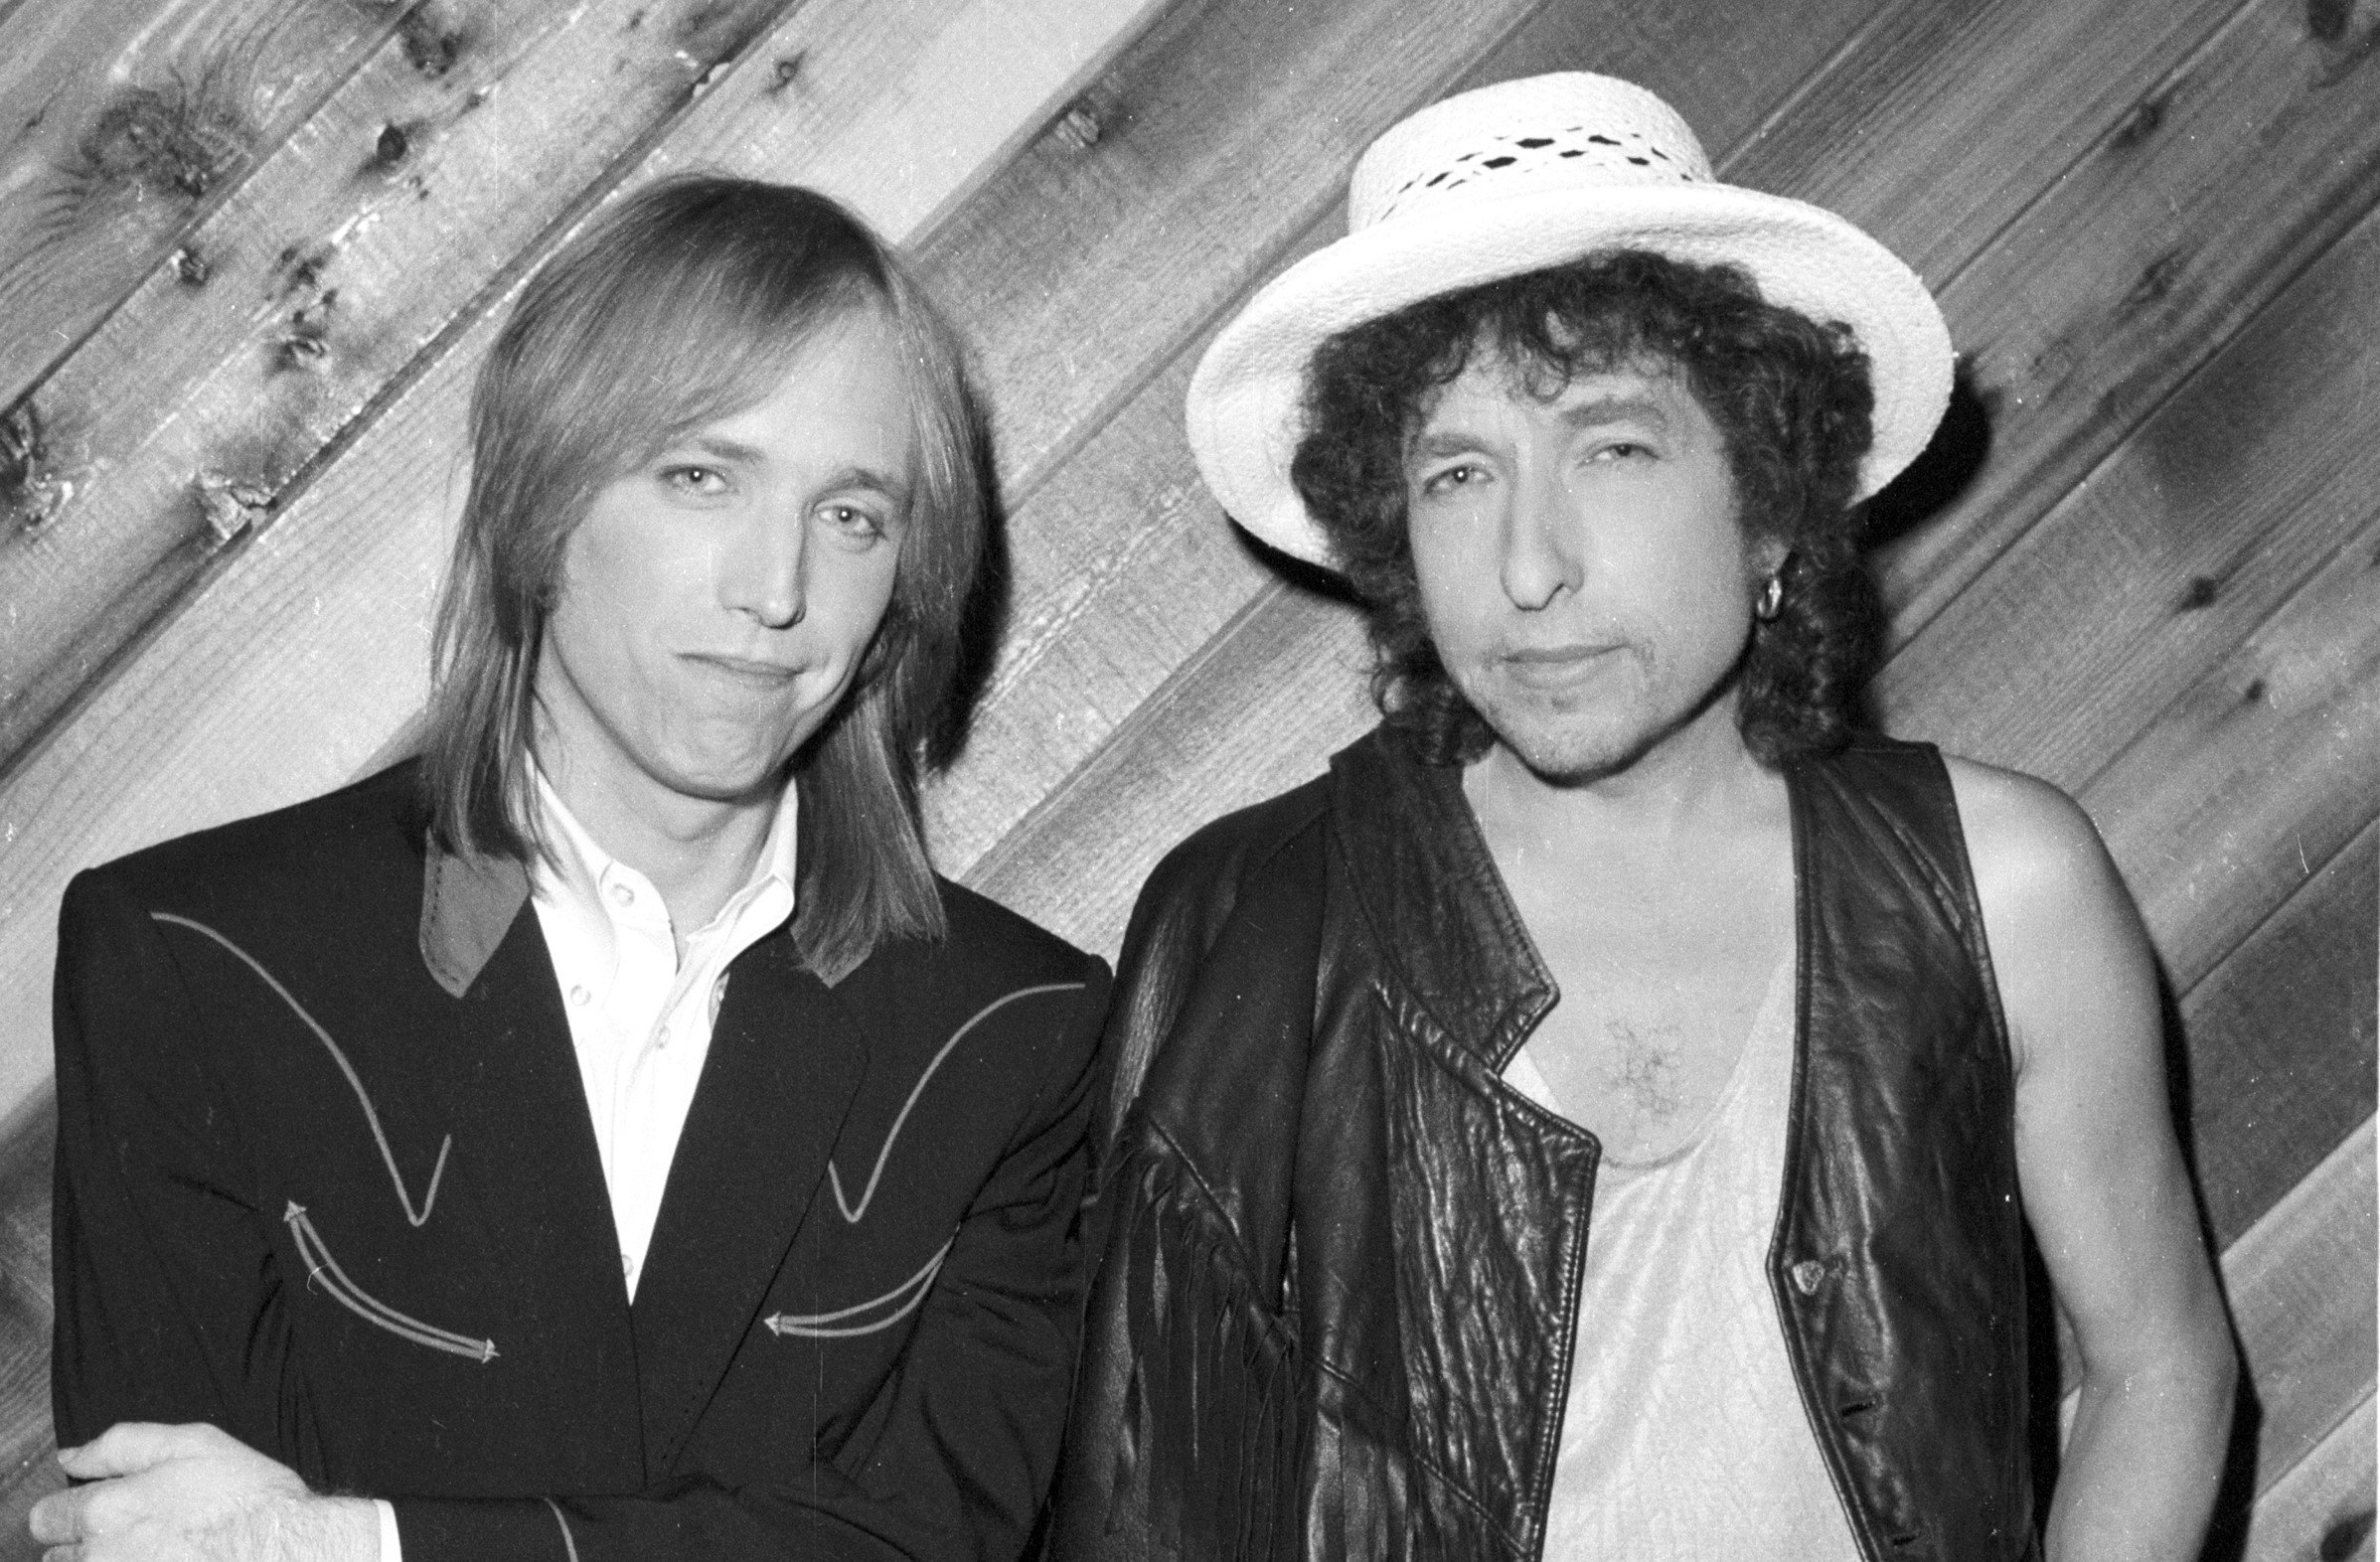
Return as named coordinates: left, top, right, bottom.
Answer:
left=283, top=1200, right=497, bottom=1363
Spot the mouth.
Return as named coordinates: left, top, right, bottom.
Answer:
left=1498, top=643, right=1626, bottom=689
left=682, top=652, right=805, bottom=689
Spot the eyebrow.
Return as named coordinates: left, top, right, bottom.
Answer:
left=1409, top=393, right=1674, bottom=462
left=1554, top=393, right=1672, bottom=432
left=687, top=433, right=769, bottom=465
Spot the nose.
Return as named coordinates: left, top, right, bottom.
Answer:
left=722, top=504, right=806, bottom=629
left=1500, top=463, right=1582, bottom=610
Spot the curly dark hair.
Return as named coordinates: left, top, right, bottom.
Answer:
left=1289, top=248, right=1880, bottom=767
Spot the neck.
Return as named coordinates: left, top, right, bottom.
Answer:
left=536, top=743, right=785, bottom=945
left=1465, top=692, right=1780, bottom=865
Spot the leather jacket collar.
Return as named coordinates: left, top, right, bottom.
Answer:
left=1327, top=731, right=1555, bottom=1074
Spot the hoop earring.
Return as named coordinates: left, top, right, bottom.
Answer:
left=1755, top=572, right=1785, bottom=623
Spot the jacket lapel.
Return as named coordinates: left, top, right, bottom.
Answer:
left=627, top=928, right=869, bottom=1474
left=1328, top=730, right=1555, bottom=1071
left=407, top=851, right=649, bottom=1479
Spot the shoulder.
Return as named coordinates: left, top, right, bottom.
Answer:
left=1940, top=753, right=2124, bottom=917
left=1129, top=770, right=1333, bottom=942
left=848, top=881, right=1112, bottom=1068
left=67, top=762, right=427, bottom=928
left=928, top=877, right=1110, bottom=994
left=1940, top=753, right=2150, bottom=1072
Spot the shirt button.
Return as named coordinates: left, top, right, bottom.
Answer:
left=608, top=882, right=635, bottom=907
left=1791, top=1258, right=1828, bottom=1295
left=568, top=985, right=591, bottom=1007
left=654, top=1024, right=672, bottom=1050
left=622, top=1254, right=637, bottom=1282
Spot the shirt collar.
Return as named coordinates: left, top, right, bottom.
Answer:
left=417, top=769, right=800, bottom=998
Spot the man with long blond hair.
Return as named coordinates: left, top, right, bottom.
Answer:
left=41, top=177, right=1108, bottom=1562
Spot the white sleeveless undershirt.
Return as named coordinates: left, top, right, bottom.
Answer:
left=1502, top=957, right=1863, bottom=1560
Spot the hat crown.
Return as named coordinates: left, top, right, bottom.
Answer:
left=1350, top=73, right=1713, bottom=232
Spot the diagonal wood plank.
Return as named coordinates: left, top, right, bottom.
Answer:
left=909, top=0, right=1556, bottom=502
left=1872, top=196, right=2380, bottom=798
left=1873, top=0, right=2380, bottom=645
left=1718, top=0, right=2239, bottom=283
left=2082, top=516, right=2380, bottom=994
left=2180, top=818, right=2376, bottom=1248
left=2240, top=1394, right=2375, bottom=1562
left=2222, top=1124, right=2377, bottom=1499
left=0, top=0, right=799, bottom=774
left=0, top=0, right=1178, bottom=1126
left=0, top=0, right=401, bottom=406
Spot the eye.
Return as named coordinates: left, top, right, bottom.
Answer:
left=1589, top=440, right=1656, bottom=463
left=659, top=464, right=729, bottom=496
left=817, top=503, right=888, bottom=544
left=1418, top=462, right=1489, bottom=497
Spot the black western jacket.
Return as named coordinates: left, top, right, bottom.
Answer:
left=53, top=760, right=1111, bottom=1562
left=1048, top=727, right=2031, bottom=1561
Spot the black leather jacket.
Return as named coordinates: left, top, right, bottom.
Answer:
left=1048, top=727, right=2034, bottom=1561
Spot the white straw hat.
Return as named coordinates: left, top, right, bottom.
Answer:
left=1185, top=73, right=1954, bottom=567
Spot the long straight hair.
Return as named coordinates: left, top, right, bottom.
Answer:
left=420, top=177, right=991, bottom=982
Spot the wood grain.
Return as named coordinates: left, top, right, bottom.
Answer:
left=1872, top=197, right=2380, bottom=796
left=2240, top=1394, right=2375, bottom=1562
left=909, top=0, right=1553, bottom=499
left=0, top=0, right=1186, bottom=1127
left=1873, top=0, right=2380, bottom=645
left=2222, top=1123, right=2377, bottom=1497
left=0, top=0, right=399, bottom=405
left=2180, top=818, right=2376, bottom=1248
left=2082, top=515, right=2380, bottom=996
left=0, top=0, right=798, bottom=773
left=1719, top=0, right=2238, bottom=283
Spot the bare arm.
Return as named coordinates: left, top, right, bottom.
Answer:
left=1949, top=758, right=2236, bottom=1560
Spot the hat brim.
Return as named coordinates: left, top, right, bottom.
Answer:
left=1186, top=184, right=1954, bottom=566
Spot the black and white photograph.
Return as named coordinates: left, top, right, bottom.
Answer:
left=0, top=1, right=2372, bottom=1558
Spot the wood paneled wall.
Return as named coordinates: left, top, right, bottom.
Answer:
left=0, top=0, right=2372, bottom=1554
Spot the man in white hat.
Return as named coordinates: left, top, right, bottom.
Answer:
left=1047, top=74, right=2234, bottom=1560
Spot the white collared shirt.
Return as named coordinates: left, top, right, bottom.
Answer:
left=380, top=770, right=801, bottom=1560
left=528, top=768, right=800, bottom=1298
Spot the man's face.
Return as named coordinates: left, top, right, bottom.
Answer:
left=533, top=307, right=914, bottom=814
left=1405, top=351, right=1769, bottom=784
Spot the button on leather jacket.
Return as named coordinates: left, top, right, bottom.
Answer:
left=1047, top=727, right=2035, bottom=1561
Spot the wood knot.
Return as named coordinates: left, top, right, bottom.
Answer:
left=1052, top=102, right=1102, bottom=152
left=0, top=401, right=69, bottom=532
left=76, top=84, right=247, bottom=203
left=770, top=55, right=804, bottom=94
left=274, top=242, right=336, bottom=298
left=193, top=472, right=271, bottom=545
left=2176, top=575, right=2221, bottom=610
left=2307, top=0, right=2353, bottom=42
left=399, top=6, right=465, bottom=78
left=373, top=122, right=410, bottom=169
left=2119, top=249, right=2188, bottom=315
left=2109, top=93, right=2165, bottom=151
left=171, top=246, right=211, bottom=286
left=2319, top=1507, right=2374, bottom=1561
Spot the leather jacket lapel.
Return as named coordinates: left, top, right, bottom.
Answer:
left=1327, top=732, right=1555, bottom=1072
left=628, top=929, right=869, bottom=1475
